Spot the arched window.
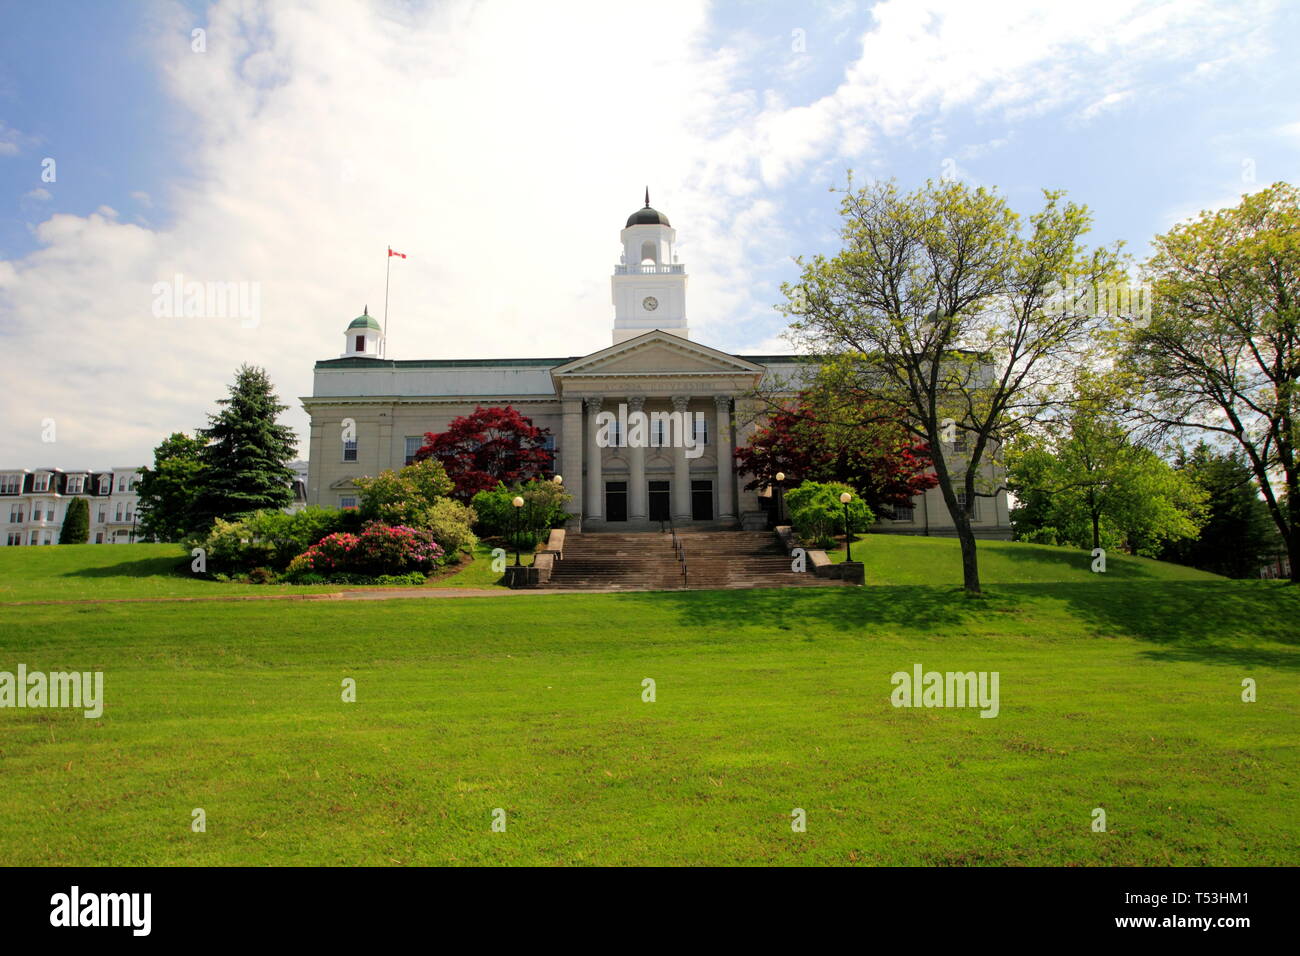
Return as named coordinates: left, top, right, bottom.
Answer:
left=640, top=240, right=658, bottom=265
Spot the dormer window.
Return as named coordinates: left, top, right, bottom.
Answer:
left=0, top=474, right=20, bottom=495
left=98, top=476, right=111, bottom=494
left=33, top=473, right=50, bottom=492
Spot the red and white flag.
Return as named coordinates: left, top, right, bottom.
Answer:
left=388, top=247, right=406, bottom=259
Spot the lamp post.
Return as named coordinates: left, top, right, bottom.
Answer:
left=511, top=495, right=524, bottom=566
left=839, top=491, right=853, bottom=562
left=775, top=471, right=786, bottom=525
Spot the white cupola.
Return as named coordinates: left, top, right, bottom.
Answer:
left=612, top=188, right=688, bottom=344
left=342, top=306, right=383, bottom=357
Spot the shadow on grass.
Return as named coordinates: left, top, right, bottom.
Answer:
left=654, top=579, right=1300, bottom=671
left=990, top=544, right=1164, bottom=579
left=60, top=556, right=191, bottom=580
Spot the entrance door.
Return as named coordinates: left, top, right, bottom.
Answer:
left=605, top=481, right=628, bottom=521
left=648, top=481, right=671, bottom=522
left=691, top=480, right=713, bottom=521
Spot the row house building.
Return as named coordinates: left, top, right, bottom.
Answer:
left=0, top=467, right=144, bottom=545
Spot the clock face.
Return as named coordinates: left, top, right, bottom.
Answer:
left=642, top=296, right=659, bottom=312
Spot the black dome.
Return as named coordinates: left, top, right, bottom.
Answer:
left=626, top=205, right=670, bottom=227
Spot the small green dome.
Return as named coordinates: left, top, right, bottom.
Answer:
left=348, top=310, right=382, bottom=332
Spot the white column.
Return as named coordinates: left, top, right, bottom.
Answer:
left=561, top=398, right=583, bottom=523
left=672, top=394, right=691, bottom=522
left=628, top=396, right=647, bottom=521
left=584, top=396, right=603, bottom=521
left=714, top=395, right=735, bottom=521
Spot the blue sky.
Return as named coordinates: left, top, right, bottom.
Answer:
left=2, top=0, right=1298, bottom=468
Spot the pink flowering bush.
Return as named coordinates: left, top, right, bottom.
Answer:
left=286, top=523, right=444, bottom=579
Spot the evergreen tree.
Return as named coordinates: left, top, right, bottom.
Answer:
left=194, top=365, right=298, bottom=527
left=1160, top=442, right=1276, bottom=577
left=136, top=432, right=207, bottom=541
left=58, top=497, right=89, bottom=544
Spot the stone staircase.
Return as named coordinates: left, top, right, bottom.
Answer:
left=545, top=530, right=853, bottom=591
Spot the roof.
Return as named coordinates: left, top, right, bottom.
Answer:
left=347, top=313, right=382, bottom=332
left=626, top=205, right=671, bottom=227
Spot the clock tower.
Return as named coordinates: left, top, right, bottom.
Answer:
left=612, top=189, right=688, bottom=345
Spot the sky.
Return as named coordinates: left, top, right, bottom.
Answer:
left=1, top=0, right=1298, bottom=469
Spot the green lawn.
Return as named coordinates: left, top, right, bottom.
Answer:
left=825, top=532, right=1226, bottom=583
left=0, top=542, right=508, bottom=603
left=0, top=538, right=1296, bottom=865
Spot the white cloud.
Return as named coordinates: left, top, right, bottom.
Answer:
left=0, top=0, right=1285, bottom=468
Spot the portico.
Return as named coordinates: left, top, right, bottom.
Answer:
left=549, top=332, right=763, bottom=530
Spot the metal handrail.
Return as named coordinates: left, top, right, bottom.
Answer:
left=681, top=551, right=688, bottom=586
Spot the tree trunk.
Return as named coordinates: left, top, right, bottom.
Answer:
left=1092, top=512, right=1101, bottom=551
left=957, top=518, right=981, bottom=594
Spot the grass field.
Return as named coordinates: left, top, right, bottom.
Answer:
left=0, top=541, right=510, bottom=602
left=0, top=537, right=1296, bottom=865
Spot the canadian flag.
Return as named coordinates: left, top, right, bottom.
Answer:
left=388, top=247, right=406, bottom=259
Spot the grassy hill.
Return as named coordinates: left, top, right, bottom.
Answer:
left=833, top=532, right=1225, bottom=584
left=0, top=538, right=1295, bottom=866
left=0, top=533, right=1221, bottom=603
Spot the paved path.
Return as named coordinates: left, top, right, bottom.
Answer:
left=2, top=586, right=633, bottom=607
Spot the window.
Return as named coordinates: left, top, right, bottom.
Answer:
left=339, top=496, right=358, bottom=510
left=42, top=532, right=52, bottom=545
left=404, top=436, right=423, bottom=466
left=0, top=474, right=21, bottom=495
left=97, top=509, right=106, bottom=523
left=343, top=439, right=358, bottom=462
left=955, top=491, right=980, bottom=520
left=652, top=418, right=666, bottom=447
left=66, top=475, right=84, bottom=494
left=692, top=415, right=708, bottom=446
left=30, top=532, right=39, bottom=545
left=6, top=533, right=20, bottom=546
left=115, top=504, right=124, bottom=522
left=118, top=476, right=126, bottom=492
left=952, top=432, right=969, bottom=453
left=98, top=475, right=111, bottom=494
left=46, top=507, right=54, bottom=522
left=540, top=434, right=556, bottom=467
left=893, top=503, right=915, bottom=522
left=33, top=473, right=50, bottom=492
left=125, top=508, right=133, bottom=522
left=95, top=533, right=104, bottom=544
left=29, top=501, right=42, bottom=522
left=8, top=506, right=22, bottom=523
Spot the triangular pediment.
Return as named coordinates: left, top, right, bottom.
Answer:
left=552, top=331, right=763, bottom=378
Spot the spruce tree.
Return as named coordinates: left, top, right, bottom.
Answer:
left=58, top=497, right=89, bottom=544
left=194, top=365, right=298, bottom=527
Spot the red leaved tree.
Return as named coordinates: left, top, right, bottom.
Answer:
left=415, top=406, right=554, bottom=501
left=736, top=394, right=937, bottom=515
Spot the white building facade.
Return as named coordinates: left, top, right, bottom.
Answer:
left=302, top=199, right=1012, bottom=537
left=0, top=467, right=143, bottom=545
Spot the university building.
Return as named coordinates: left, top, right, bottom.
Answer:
left=302, top=197, right=1012, bottom=537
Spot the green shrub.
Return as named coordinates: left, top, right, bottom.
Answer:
left=785, top=480, right=874, bottom=548
left=424, top=497, right=478, bottom=556
left=472, top=479, right=570, bottom=548
left=190, top=506, right=348, bottom=572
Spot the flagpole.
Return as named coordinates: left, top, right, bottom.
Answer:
left=383, top=246, right=392, bottom=359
